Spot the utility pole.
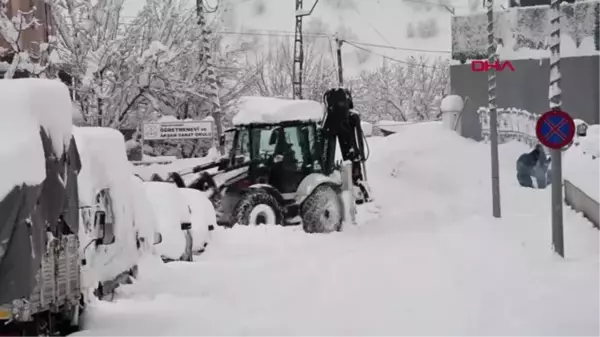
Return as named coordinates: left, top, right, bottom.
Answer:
left=335, top=37, right=344, bottom=86
left=486, top=0, right=501, bottom=218
left=197, top=0, right=224, bottom=154
left=292, top=0, right=304, bottom=99
left=549, top=0, right=564, bottom=257
left=293, top=0, right=320, bottom=99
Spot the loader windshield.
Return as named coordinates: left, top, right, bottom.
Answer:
left=250, top=124, right=318, bottom=171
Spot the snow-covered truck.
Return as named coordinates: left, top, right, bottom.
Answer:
left=74, top=126, right=161, bottom=300
left=0, top=79, right=88, bottom=335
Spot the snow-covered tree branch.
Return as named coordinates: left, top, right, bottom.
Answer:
left=0, top=0, right=51, bottom=78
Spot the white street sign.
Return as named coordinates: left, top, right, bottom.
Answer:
left=142, top=120, right=213, bottom=140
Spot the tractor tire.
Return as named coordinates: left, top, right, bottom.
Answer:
left=232, top=189, right=283, bottom=226
left=301, top=184, right=343, bottom=234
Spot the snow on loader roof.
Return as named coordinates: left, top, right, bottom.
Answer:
left=0, top=78, right=73, bottom=200
left=232, top=96, right=325, bottom=126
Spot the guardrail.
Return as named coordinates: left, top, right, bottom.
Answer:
left=564, top=179, right=599, bottom=229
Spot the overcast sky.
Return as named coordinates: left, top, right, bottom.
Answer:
left=121, top=0, right=495, bottom=76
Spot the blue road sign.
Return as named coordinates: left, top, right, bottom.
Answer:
left=535, top=110, right=575, bottom=150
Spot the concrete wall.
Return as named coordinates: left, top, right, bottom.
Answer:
left=451, top=55, right=599, bottom=140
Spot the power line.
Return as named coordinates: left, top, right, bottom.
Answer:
left=349, top=2, right=392, bottom=46
left=345, top=40, right=451, bottom=54
left=217, top=30, right=451, bottom=54
left=114, top=24, right=452, bottom=55
left=343, top=40, right=443, bottom=68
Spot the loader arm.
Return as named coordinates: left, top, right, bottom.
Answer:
left=321, top=88, right=372, bottom=202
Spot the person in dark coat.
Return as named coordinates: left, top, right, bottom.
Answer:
left=516, top=144, right=551, bottom=188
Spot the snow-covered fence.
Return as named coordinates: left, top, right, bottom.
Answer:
left=477, top=107, right=539, bottom=146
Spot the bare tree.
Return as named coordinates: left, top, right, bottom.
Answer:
left=246, top=20, right=337, bottom=102
left=350, top=56, right=449, bottom=122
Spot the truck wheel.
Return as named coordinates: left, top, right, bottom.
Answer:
left=301, top=184, right=343, bottom=234
left=233, top=189, right=282, bottom=226
left=181, top=230, right=194, bottom=262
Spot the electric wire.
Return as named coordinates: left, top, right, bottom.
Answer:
left=343, top=40, right=443, bottom=68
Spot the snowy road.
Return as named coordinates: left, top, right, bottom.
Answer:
left=74, top=123, right=599, bottom=336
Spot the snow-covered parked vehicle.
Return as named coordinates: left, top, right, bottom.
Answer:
left=131, top=175, right=164, bottom=253
left=143, top=182, right=195, bottom=262
left=0, top=79, right=83, bottom=335
left=179, top=188, right=216, bottom=254
left=74, top=126, right=145, bottom=300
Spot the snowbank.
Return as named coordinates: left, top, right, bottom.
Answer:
left=360, top=121, right=373, bottom=137
left=232, top=96, right=324, bottom=125
left=74, top=127, right=140, bottom=287
left=143, top=182, right=188, bottom=260
left=0, top=79, right=73, bottom=200
left=375, top=120, right=416, bottom=134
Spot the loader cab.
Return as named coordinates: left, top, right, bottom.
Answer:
left=229, top=121, right=324, bottom=194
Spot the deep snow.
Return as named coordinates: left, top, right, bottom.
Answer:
left=74, top=122, right=598, bottom=336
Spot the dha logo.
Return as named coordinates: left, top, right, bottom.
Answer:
left=471, top=60, right=515, bottom=72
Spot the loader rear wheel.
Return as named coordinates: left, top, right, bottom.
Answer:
left=233, top=189, right=282, bottom=226
left=301, top=184, right=343, bottom=234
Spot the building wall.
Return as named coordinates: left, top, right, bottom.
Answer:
left=0, top=0, right=52, bottom=61
left=450, top=55, right=599, bottom=140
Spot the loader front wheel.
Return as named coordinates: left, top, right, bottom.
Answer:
left=233, top=189, right=283, bottom=226
left=301, top=184, right=343, bottom=234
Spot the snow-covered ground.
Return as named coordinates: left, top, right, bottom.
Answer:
left=74, top=122, right=598, bottom=336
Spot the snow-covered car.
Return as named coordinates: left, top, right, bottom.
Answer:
left=74, top=126, right=142, bottom=299
left=130, top=175, right=163, bottom=254
left=178, top=188, right=216, bottom=254
left=143, top=182, right=194, bottom=262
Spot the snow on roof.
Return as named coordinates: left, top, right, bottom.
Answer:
left=452, top=1, right=598, bottom=60
left=73, top=126, right=132, bottom=206
left=440, top=95, right=464, bottom=113
left=0, top=79, right=73, bottom=199
left=0, top=87, right=46, bottom=199
left=232, top=96, right=324, bottom=126
left=0, top=79, right=73, bottom=156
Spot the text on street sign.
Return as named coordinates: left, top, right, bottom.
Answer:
left=143, top=120, right=213, bottom=140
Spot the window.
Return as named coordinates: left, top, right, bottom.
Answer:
left=232, top=128, right=250, bottom=163
left=95, top=189, right=115, bottom=226
left=251, top=124, right=317, bottom=172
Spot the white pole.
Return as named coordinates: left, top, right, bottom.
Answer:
left=487, top=0, right=501, bottom=218
left=549, top=0, right=564, bottom=257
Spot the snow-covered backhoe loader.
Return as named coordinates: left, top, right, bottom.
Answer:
left=162, top=88, right=372, bottom=233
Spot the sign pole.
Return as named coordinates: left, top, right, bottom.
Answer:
left=549, top=0, right=564, bottom=257
left=487, top=0, right=501, bottom=218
